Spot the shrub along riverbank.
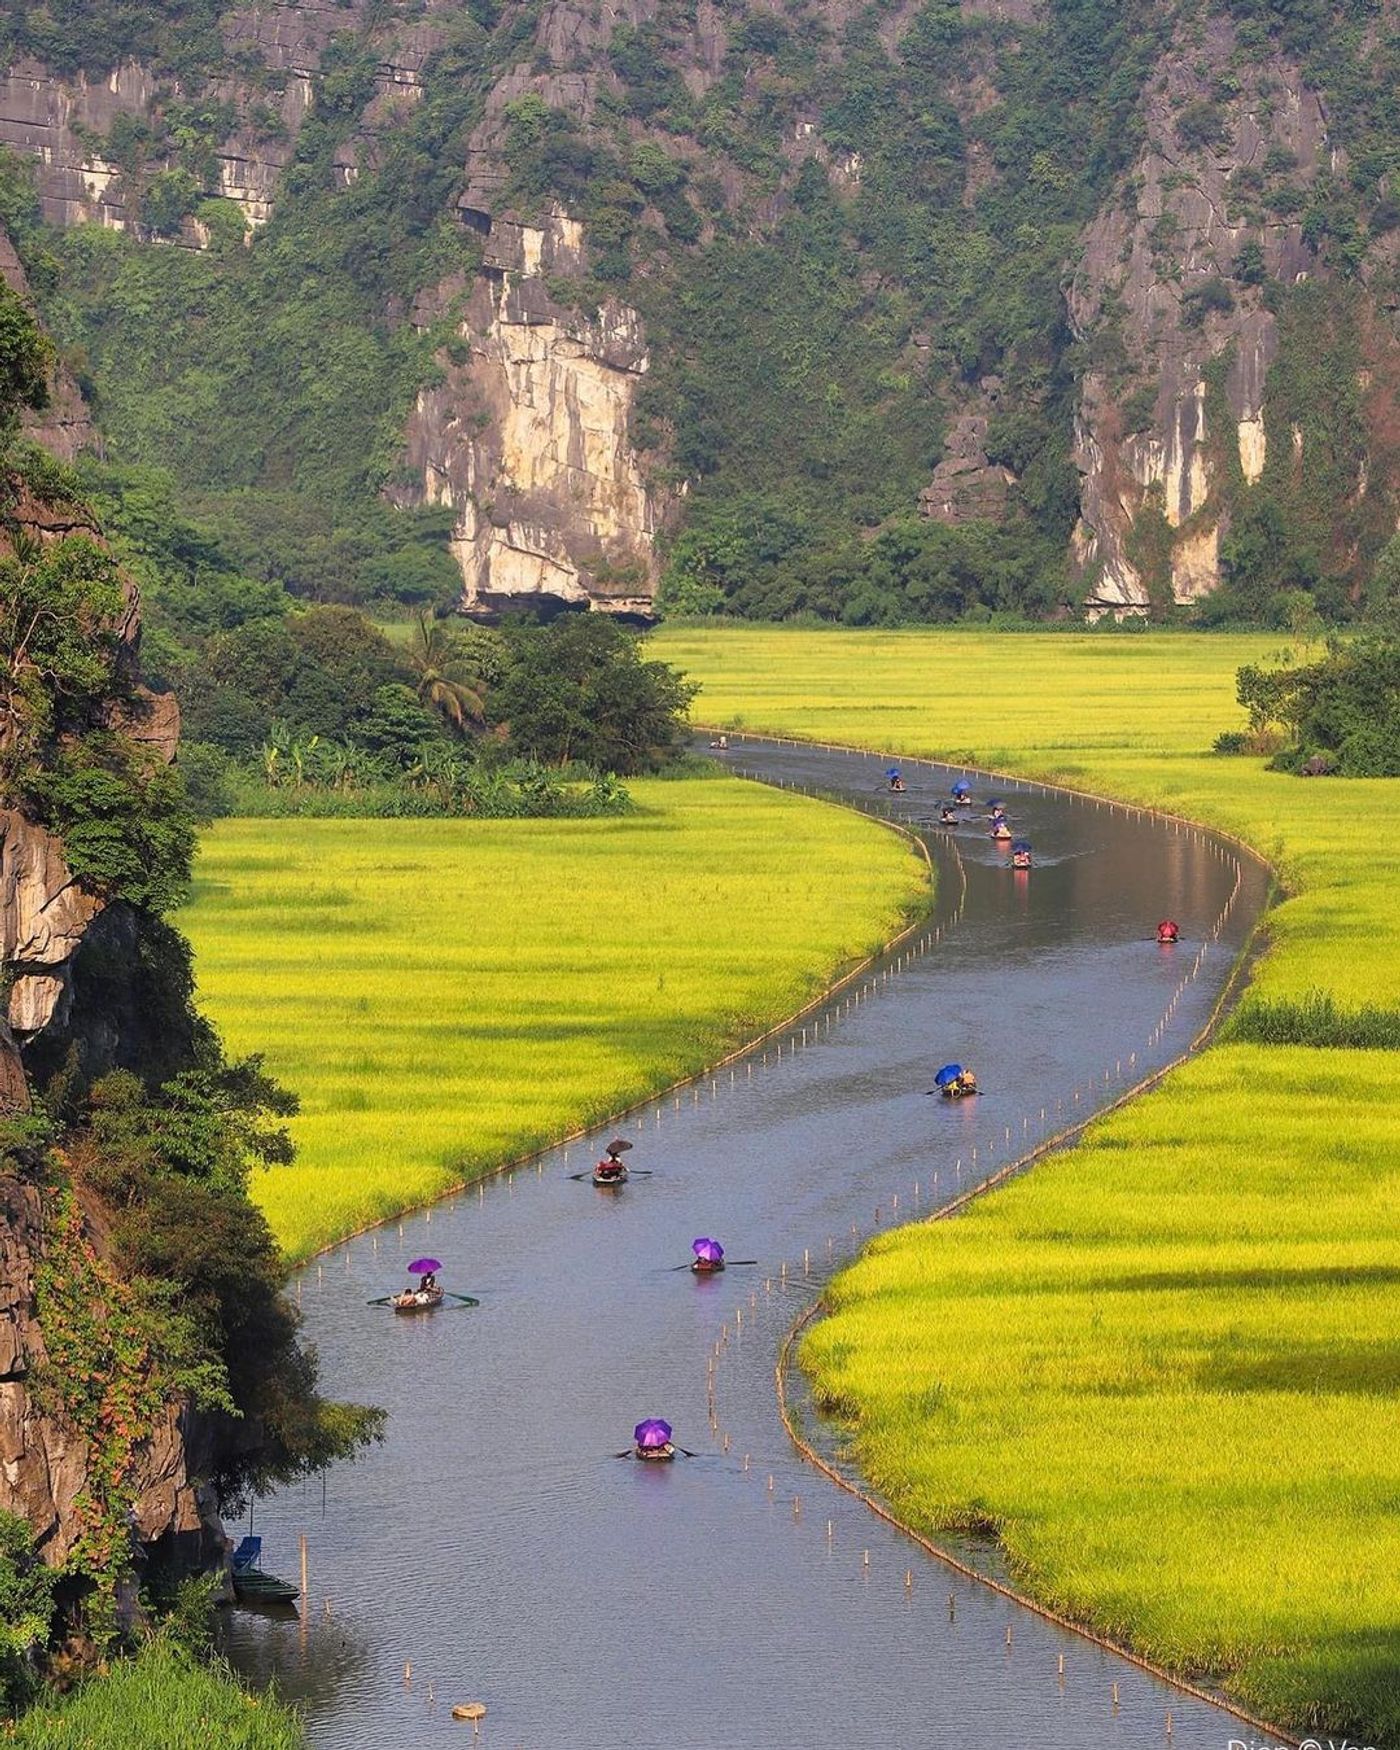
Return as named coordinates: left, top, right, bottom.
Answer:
left=6, top=1641, right=302, bottom=1748
left=179, top=773, right=925, bottom=1262
left=657, top=625, right=1400, bottom=1743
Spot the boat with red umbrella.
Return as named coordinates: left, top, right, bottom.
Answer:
left=690, top=1238, right=725, bottom=1275
left=633, top=1418, right=676, bottom=1462
left=1157, top=919, right=1181, bottom=944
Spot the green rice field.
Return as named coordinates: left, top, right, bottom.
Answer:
left=179, top=775, right=924, bottom=1262
left=658, top=625, right=1400, bottom=1742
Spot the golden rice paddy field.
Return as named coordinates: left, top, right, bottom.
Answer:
left=656, top=625, right=1400, bottom=1742
left=178, top=775, right=924, bottom=1263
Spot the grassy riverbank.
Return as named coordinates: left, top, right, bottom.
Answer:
left=179, top=773, right=924, bottom=1261
left=8, top=1644, right=301, bottom=1748
left=658, top=625, right=1400, bottom=1742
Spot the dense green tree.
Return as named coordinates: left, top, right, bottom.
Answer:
left=1237, top=634, right=1400, bottom=774
left=492, top=615, right=696, bottom=772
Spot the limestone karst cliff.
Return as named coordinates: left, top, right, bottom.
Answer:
left=1068, top=12, right=1325, bottom=611
left=0, top=257, right=376, bottom=1615
left=397, top=207, right=666, bottom=617
left=3, top=0, right=1399, bottom=621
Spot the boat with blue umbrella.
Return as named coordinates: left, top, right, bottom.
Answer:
left=951, top=780, right=973, bottom=806
left=1011, top=839, right=1033, bottom=870
left=934, top=1062, right=979, bottom=1099
left=885, top=766, right=906, bottom=793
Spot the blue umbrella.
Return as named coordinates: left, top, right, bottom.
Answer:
left=634, top=1418, right=672, bottom=1449
left=1012, top=840, right=1032, bottom=853
left=885, top=766, right=901, bottom=779
left=934, top=1063, right=963, bottom=1087
left=952, top=780, right=971, bottom=797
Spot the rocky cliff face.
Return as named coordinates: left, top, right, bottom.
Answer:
left=0, top=377, right=178, bottom=1107
left=0, top=286, right=204, bottom=1579
left=1067, top=14, right=1325, bottom=611
left=5, top=1, right=1400, bottom=618
left=920, top=377, right=1014, bottom=525
left=0, top=230, right=94, bottom=461
left=0, top=1176, right=220, bottom=1576
left=398, top=206, right=666, bottom=618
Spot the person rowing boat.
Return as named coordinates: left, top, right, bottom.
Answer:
left=391, top=1257, right=446, bottom=1311
left=633, top=1418, right=676, bottom=1461
left=593, top=1138, right=632, bottom=1185
left=691, top=1238, right=725, bottom=1274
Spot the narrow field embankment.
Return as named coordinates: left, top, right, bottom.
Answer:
left=658, top=625, right=1400, bottom=1744
left=178, top=774, right=925, bottom=1262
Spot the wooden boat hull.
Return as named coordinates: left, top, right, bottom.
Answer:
left=635, top=1443, right=676, bottom=1462
left=232, top=1572, right=300, bottom=1604
left=592, top=1167, right=628, bottom=1187
left=690, top=1260, right=725, bottom=1274
left=392, top=1287, right=445, bottom=1313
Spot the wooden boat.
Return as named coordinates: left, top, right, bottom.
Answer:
left=231, top=1567, right=300, bottom=1605
left=592, top=1163, right=628, bottom=1187
left=227, top=1538, right=299, bottom=1606
left=635, top=1442, right=676, bottom=1462
left=690, top=1258, right=725, bottom=1274
left=391, top=1285, right=445, bottom=1313
left=991, top=826, right=1012, bottom=840
left=941, top=1080, right=977, bottom=1099
left=1011, top=851, right=1032, bottom=870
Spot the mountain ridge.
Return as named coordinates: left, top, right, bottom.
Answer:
left=3, top=0, right=1398, bottom=625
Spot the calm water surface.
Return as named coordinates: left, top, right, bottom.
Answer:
left=224, top=741, right=1271, bottom=1750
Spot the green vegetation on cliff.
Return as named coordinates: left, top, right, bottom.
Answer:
left=8, top=0, right=1400, bottom=626
left=0, top=278, right=373, bottom=1731
left=663, top=623, right=1400, bottom=1743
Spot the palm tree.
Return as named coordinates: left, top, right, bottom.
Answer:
left=408, top=615, right=486, bottom=734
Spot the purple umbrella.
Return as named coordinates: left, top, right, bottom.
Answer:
left=406, top=1258, right=442, bottom=1275
left=634, top=1418, right=672, bottom=1449
left=692, top=1238, right=725, bottom=1264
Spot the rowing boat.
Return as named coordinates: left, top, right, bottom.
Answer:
left=391, top=1285, right=445, bottom=1312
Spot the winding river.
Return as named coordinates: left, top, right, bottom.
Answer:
left=224, top=740, right=1273, bottom=1749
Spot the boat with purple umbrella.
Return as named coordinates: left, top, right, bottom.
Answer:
left=633, top=1418, right=675, bottom=1462
left=391, top=1257, right=445, bottom=1312
left=690, top=1238, right=725, bottom=1275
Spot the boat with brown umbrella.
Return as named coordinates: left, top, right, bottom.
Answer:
left=593, top=1138, right=633, bottom=1186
